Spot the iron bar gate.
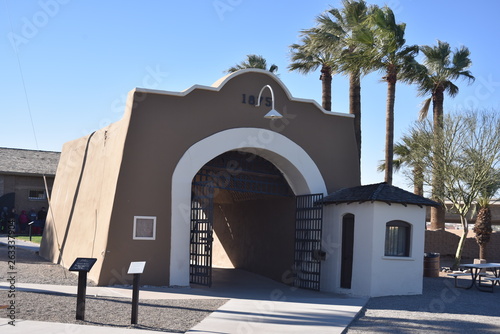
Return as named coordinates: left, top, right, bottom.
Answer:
left=294, top=193, right=323, bottom=291
left=189, top=184, right=214, bottom=286
left=189, top=151, right=296, bottom=287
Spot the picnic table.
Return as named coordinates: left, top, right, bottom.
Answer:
left=449, top=263, right=500, bottom=292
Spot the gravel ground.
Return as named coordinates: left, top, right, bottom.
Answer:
left=3, top=240, right=500, bottom=333
left=347, top=275, right=500, bottom=333
left=0, top=242, right=93, bottom=286
left=0, top=242, right=227, bottom=332
left=9, top=291, right=227, bottom=333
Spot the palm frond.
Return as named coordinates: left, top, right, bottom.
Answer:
left=418, top=97, right=432, bottom=121
left=288, top=30, right=339, bottom=75
left=226, top=54, right=278, bottom=73
left=452, top=46, right=472, bottom=71
left=413, top=40, right=474, bottom=103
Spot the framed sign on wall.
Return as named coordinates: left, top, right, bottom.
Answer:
left=133, top=216, right=156, bottom=240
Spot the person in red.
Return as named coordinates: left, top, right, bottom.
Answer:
left=18, top=210, right=29, bottom=234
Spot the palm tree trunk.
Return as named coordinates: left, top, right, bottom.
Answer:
left=413, top=165, right=424, bottom=196
left=349, top=71, right=362, bottom=174
left=320, top=65, right=332, bottom=111
left=430, top=89, right=446, bottom=230
left=479, top=244, right=487, bottom=261
left=475, top=206, right=492, bottom=260
left=384, top=74, right=396, bottom=185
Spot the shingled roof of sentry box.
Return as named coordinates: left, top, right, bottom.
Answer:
left=322, top=182, right=440, bottom=208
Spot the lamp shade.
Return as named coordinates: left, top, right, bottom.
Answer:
left=264, top=109, right=283, bottom=119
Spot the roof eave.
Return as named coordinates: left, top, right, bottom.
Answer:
left=323, top=199, right=439, bottom=208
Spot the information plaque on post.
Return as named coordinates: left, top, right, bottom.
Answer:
left=128, top=261, right=146, bottom=325
left=69, top=258, right=97, bottom=321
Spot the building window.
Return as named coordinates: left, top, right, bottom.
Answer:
left=133, top=216, right=156, bottom=240
left=29, top=190, right=46, bottom=200
left=385, top=221, right=411, bottom=257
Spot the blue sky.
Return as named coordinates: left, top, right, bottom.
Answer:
left=2, top=0, right=499, bottom=191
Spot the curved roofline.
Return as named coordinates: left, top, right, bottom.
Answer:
left=132, top=68, right=353, bottom=118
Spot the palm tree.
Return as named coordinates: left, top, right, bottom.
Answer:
left=412, top=40, right=474, bottom=230
left=227, top=54, right=278, bottom=73
left=312, top=0, right=374, bottom=170
left=289, top=30, right=339, bottom=111
left=360, top=5, right=420, bottom=184
left=473, top=169, right=500, bottom=260
left=378, top=141, right=421, bottom=194
left=378, top=124, right=432, bottom=196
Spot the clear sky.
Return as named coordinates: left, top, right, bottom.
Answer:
left=2, top=0, right=499, bottom=191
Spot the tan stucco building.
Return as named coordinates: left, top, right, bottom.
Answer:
left=40, top=69, right=436, bottom=296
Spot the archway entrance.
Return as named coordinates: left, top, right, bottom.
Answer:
left=190, top=151, right=323, bottom=290
left=170, top=127, right=328, bottom=289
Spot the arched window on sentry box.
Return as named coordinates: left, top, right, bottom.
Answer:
left=384, top=221, right=411, bottom=257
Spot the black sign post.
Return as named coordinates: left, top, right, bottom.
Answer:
left=69, top=258, right=97, bottom=321
left=127, top=261, right=146, bottom=325
left=28, top=221, right=35, bottom=241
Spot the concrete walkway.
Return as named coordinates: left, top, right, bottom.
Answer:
left=0, top=237, right=368, bottom=333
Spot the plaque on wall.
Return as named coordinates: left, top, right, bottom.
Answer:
left=133, top=216, right=156, bottom=240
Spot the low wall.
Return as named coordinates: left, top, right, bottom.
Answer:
left=425, top=230, right=500, bottom=263
left=425, top=204, right=500, bottom=224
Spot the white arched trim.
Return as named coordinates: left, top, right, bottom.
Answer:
left=169, top=127, right=327, bottom=286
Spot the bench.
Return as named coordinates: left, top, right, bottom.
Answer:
left=476, top=277, right=500, bottom=292
left=447, top=273, right=469, bottom=277
left=484, top=277, right=500, bottom=287
left=447, top=273, right=470, bottom=288
left=447, top=272, right=489, bottom=288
